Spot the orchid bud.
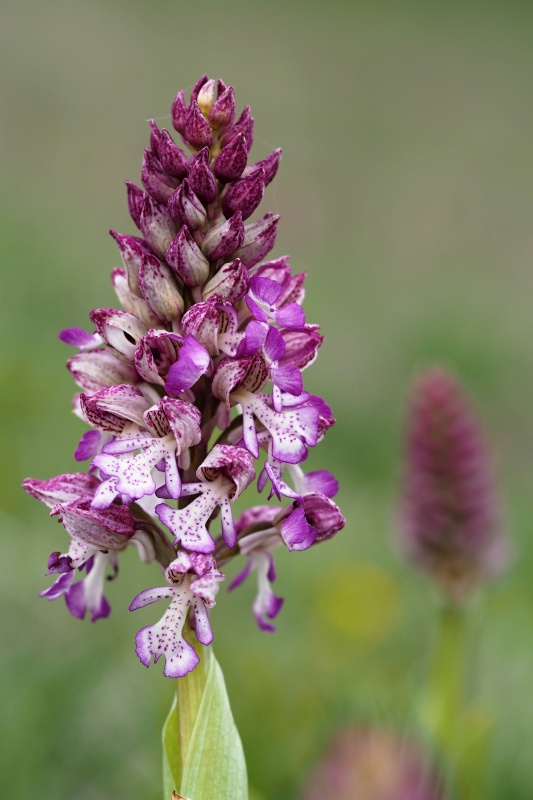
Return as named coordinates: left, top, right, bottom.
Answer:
left=125, top=181, right=146, bottom=230
left=214, top=132, right=248, bottom=182
left=222, top=105, right=254, bottom=152
left=109, top=230, right=150, bottom=296
left=158, top=129, right=189, bottom=179
left=222, top=168, right=265, bottom=220
left=141, top=149, right=179, bottom=204
left=138, top=254, right=184, bottom=321
left=234, top=213, right=280, bottom=267
left=201, top=211, right=245, bottom=261
left=243, top=147, right=282, bottom=186
left=149, top=119, right=162, bottom=152
left=67, top=350, right=138, bottom=393
left=171, top=89, right=187, bottom=133
left=184, top=100, right=213, bottom=150
left=168, top=180, right=207, bottom=230
left=166, top=226, right=210, bottom=287
left=197, top=78, right=216, bottom=116
left=188, top=147, right=217, bottom=204
left=208, top=86, right=235, bottom=130
left=202, top=258, right=249, bottom=303
left=140, top=196, right=176, bottom=259
left=189, top=74, right=209, bottom=105
left=111, top=267, right=161, bottom=328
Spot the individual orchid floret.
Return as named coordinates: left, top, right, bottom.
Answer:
left=229, top=490, right=345, bottom=631
left=201, top=258, right=249, bottom=304
left=23, top=472, right=100, bottom=508
left=181, top=298, right=244, bottom=357
left=91, top=397, right=202, bottom=508
left=67, top=349, right=139, bottom=394
left=245, top=275, right=306, bottom=331
left=234, top=213, right=280, bottom=268
left=139, top=196, right=177, bottom=258
left=90, top=308, right=148, bottom=363
left=29, top=485, right=142, bottom=622
left=399, top=367, right=508, bottom=603
left=156, top=444, right=255, bottom=552
left=166, top=225, right=210, bottom=287
left=130, top=552, right=225, bottom=677
left=228, top=388, right=319, bottom=463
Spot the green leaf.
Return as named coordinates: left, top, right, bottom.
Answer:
left=162, top=691, right=180, bottom=799
left=162, top=625, right=248, bottom=800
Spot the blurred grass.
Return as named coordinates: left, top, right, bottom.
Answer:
left=2, top=0, right=533, bottom=797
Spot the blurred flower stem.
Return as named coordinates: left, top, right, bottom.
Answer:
left=424, top=603, right=466, bottom=751
left=423, top=603, right=490, bottom=799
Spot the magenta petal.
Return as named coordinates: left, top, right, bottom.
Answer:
left=250, top=276, right=283, bottom=306
left=270, top=365, right=303, bottom=396
left=242, top=320, right=268, bottom=354
left=264, top=326, right=286, bottom=362
left=40, top=570, right=75, bottom=601
left=245, top=295, right=268, bottom=323
left=165, top=335, right=210, bottom=395
left=75, top=430, right=103, bottom=462
left=228, top=560, right=253, bottom=591
left=304, top=470, right=339, bottom=498
left=59, top=327, right=100, bottom=348
left=274, top=303, right=306, bottom=330
left=280, top=504, right=318, bottom=551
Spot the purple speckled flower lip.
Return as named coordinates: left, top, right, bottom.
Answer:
left=22, top=75, right=345, bottom=677
left=398, top=367, right=509, bottom=603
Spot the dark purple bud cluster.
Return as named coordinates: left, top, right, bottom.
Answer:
left=23, top=75, right=345, bottom=677
left=399, top=368, right=508, bottom=603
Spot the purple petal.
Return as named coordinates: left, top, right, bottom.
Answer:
left=165, top=335, right=210, bottom=395
left=304, top=470, right=339, bottom=498
left=270, top=365, right=303, bottom=396
left=75, top=430, right=103, bottom=462
left=184, top=101, right=213, bottom=149
left=250, top=276, right=283, bottom=307
left=23, top=472, right=99, bottom=508
left=264, top=326, right=286, bottom=362
left=241, top=319, right=268, bottom=355
left=228, top=560, right=253, bottom=591
left=274, top=302, right=306, bottom=330
left=280, top=503, right=318, bottom=551
left=40, top=570, right=75, bottom=601
left=129, top=585, right=176, bottom=610
left=245, top=295, right=268, bottom=323
left=59, top=327, right=100, bottom=349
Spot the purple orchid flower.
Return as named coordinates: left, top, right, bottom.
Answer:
left=23, top=75, right=345, bottom=676
left=130, top=552, right=224, bottom=678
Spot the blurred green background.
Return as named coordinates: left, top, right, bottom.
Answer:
left=2, top=0, right=533, bottom=797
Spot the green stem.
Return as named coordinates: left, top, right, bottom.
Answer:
left=424, top=604, right=466, bottom=751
